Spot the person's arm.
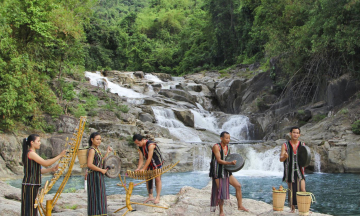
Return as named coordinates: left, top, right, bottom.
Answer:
left=102, top=146, right=113, bottom=159
left=140, top=144, right=156, bottom=171
left=280, top=143, right=288, bottom=162
left=135, top=149, right=144, bottom=171
left=29, top=150, right=66, bottom=167
left=41, top=164, right=59, bottom=174
left=213, top=144, right=235, bottom=165
left=87, top=148, right=107, bottom=174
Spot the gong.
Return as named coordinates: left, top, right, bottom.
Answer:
left=224, top=153, right=245, bottom=172
left=298, top=145, right=311, bottom=167
left=103, top=155, right=121, bottom=178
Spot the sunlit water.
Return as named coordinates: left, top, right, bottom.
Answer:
left=7, top=172, right=359, bottom=215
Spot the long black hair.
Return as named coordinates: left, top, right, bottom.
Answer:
left=88, top=132, right=101, bottom=146
left=22, top=134, right=39, bottom=164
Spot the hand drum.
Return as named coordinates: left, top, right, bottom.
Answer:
left=224, top=153, right=245, bottom=172
left=103, top=155, right=121, bottom=178
left=298, top=145, right=311, bottom=167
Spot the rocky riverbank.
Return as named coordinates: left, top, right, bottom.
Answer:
left=1, top=68, right=360, bottom=180
left=0, top=180, right=331, bottom=216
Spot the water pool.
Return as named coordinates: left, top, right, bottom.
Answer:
left=7, top=172, right=359, bottom=216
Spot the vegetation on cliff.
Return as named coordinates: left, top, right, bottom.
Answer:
left=1, top=0, right=360, bottom=130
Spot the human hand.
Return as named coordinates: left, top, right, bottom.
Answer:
left=51, top=164, right=59, bottom=172
left=107, top=146, right=113, bottom=153
left=59, top=150, right=67, bottom=157
left=101, top=169, right=108, bottom=175
left=231, top=160, right=237, bottom=165
left=135, top=168, right=140, bottom=172
left=283, top=152, right=289, bottom=159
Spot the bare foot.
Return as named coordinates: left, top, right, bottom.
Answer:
left=154, top=197, right=160, bottom=204
left=219, top=212, right=225, bottom=216
left=238, top=206, right=249, bottom=212
left=144, top=197, right=155, bottom=203
left=290, top=209, right=295, bottom=213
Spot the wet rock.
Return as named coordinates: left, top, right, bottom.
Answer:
left=173, top=109, right=194, bottom=127
left=133, top=71, right=144, bottom=78
left=139, top=113, right=155, bottom=123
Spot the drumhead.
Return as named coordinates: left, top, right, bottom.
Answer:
left=224, top=153, right=245, bottom=172
left=103, top=155, right=121, bottom=178
left=298, top=145, right=311, bottom=167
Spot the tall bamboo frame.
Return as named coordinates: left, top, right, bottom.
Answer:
left=34, top=116, right=87, bottom=216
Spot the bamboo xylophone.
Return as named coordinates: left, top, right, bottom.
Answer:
left=126, top=163, right=176, bottom=180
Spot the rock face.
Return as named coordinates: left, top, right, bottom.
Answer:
left=0, top=180, right=331, bottom=216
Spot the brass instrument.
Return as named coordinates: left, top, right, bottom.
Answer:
left=34, top=116, right=87, bottom=216
left=115, top=161, right=180, bottom=216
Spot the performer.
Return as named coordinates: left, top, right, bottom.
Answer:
left=133, top=134, right=164, bottom=204
left=209, top=131, right=248, bottom=216
left=280, top=126, right=306, bottom=213
left=21, top=134, right=66, bottom=216
left=87, top=132, right=113, bottom=216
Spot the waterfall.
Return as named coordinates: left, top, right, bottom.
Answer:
left=144, top=74, right=163, bottom=83
left=221, top=115, right=253, bottom=141
left=144, top=74, right=179, bottom=89
left=85, top=71, right=146, bottom=104
left=238, top=146, right=283, bottom=177
left=314, top=150, right=321, bottom=172
left=192, top=144, right=212, bottom=172
left=194, top=143, right=284, bottom=177
left=191, top=103, right=218, bottom=133
left=152, top=106, right=202, bottom=142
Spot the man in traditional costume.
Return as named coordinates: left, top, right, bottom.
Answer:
left=209, top=131, right=248, bottom=216
left=280, top=126, right=307, bottom=213
left=133, top=134, right=164, bottom=204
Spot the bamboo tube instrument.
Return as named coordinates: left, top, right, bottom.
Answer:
left=115, top=161, right=180, bottom=216
left=34, top=116, right=87, bottom=216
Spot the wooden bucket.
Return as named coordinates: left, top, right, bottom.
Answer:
left=77, top=148, right=88, bottom=168
left=272, top=190, right=287, bottom=211
left=296, top=192, right=315, bottom=216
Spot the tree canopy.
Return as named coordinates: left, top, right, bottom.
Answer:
left=1, top=0, right=360, bottom=130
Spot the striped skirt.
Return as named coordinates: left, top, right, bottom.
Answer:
left=21, top=184, right=40, bottom=216
left=210, top=176, right=230, bottom=212
left=87, top=171, right=107, bottom=216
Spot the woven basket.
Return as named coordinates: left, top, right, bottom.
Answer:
left=77, top=148, right=88, bottom=168
left=272, top=190, right=287, bottom=211
left=296, top=192, right=316, bottom=216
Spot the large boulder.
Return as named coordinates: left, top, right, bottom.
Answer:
left=173, top=109, right=195, bottom=128
left=215, top=79, right=245, bottom=113
left=158, top=89, right=197, bottom=105
left=152, top=72, right=172, bottom=81
left=0, top=134, right=22, bottom=175
left=343, top=144, right=360, bottom=173
left=327, top=74, right=360, bottom=108
left=139, top=113, right=155, bottom=123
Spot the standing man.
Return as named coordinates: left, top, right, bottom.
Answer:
left=280, top=126, right=306, bottom=213
left=133, top=134, right=164, bottom=204
left=210, top=131, right=248, bottom=216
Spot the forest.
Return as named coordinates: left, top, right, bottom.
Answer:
left=1, top=0, right=360, bottom=130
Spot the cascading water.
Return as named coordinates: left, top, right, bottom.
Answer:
left=85, top=71, right=146, bottom=104
left=144, top=74, right=180, bottom=89
left=191, top=103, right=218, bottom=133
left=152, top=106, right=202, bottom=142
left=144, top=74, right=163, bottom=83
left=192, top=144, right=212, bottom=172
left=313, top=150, right=321, bottom=172
left=221, top=115, right=253, bottom=141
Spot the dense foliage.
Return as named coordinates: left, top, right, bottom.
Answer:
left=1, top=0, right=360, bottom=130
left=0, top=0, right=95, bottom=130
